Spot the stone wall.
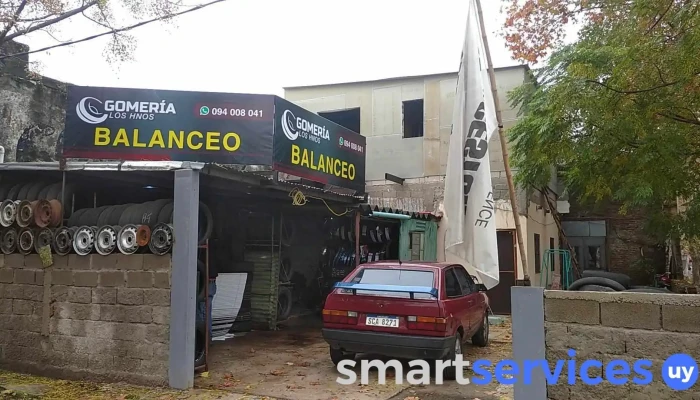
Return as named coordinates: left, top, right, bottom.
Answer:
left=0, top=40, right=67, bottom=162
left=563, top=199, right=664, bottom=280
left=543, top=290, right=700, bottom=399
left=366, top=176, right=445, bottom=213
left=0, top=253, right=171, bottom=385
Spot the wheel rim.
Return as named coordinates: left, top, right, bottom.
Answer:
left=455, top=336, right=462, bottom=355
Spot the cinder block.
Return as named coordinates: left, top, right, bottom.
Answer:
left=99, top=271, right=125, bottom=287
left=34, top=270, right=44, bottom=285
left=126, top=271, right=153, bottom=288
left=117, top=288, right=143, bottom=305
left=67, top=287, right=93, bottom=304
left=547, top=382, right=570, bottom=400
left=153, top=272, right=170, bottom=289
left=52, top=255, right=68, bottom=269
left=143, top=289, right=170, bottom=306
left=12, top=299, right=35, bottom=315
left=0, top=298, right=12, bottom=314
left=14, top=269, right=35, bottom=284
left=138, top=360, right=168, bottom=377
left=4, top=254, right=23, bottom=268
left=55, top=303, right=100, bottom=320
left=152, top=306, right=170, bottom=325
left=662, top=305, right=700, bottom=333
left=72, top=271, right=99, bottom=287
left=4, top=284, right=22, bottom=299
left=152, top=342, right=169, bottom=361
left=601, top=302, right=661, bottom=330
left=68, top=254, right=92, bottom=270
left=52, top=270, right=73, bottom=286
left=142, top=254, right=171, bottom=271
left=50, top=334, right=86, bottom=353
left=23, top=285, right=43, bottom=302
left=113, top=356, right=140, bottom=372
left=127, top=342, right=154, bottom=360
left=146, top=324, right=169, bottom=343
left=625, top=329, right=700, bottom=360
left=0, top=254, right=4, bottom=268
left=101, top=305, right=152, bottom=324
left=92, top=288, right=116, bottom=304
left=545, top=298, right=600, bottom=324
left=0, top=269, right=13, bottom=283
left=91, top=255, right=117, bottom=270
left=85, top=337, right=128, bottom=357
left=115, top=254, right=144, bottom=270
left=24, top=254, right=44, bottom=269
left=51, top=318, right=73, bottom=336
left=51, top=285, right=69, bottom=302
left=99, top=305, right=123, bottom=322
left=87, top=353, right=114, bottom=371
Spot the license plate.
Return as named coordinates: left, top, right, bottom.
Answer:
left=366, top=315, right=399, bottom=328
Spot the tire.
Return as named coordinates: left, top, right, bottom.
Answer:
left=194, top=323, right=206, bottom=368
left=198, top=201, right=213, bottom=245
left=442, top=332, right=462, bottom=381
left=578, top=284, right=616, bottom=292
left=568, top=277, right=625, bottom=292
left=471, top=313, right=489, bottom=347
left=581, top=270, right=632, bottom=289
left=196, top=261, right=206, bottom=301
left=329, top=346, right=355, bottom=366
left=625, top=287, right=671, bottom=293
left=277, top=286, right=293, bottom=321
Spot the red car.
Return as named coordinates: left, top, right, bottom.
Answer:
left=322, top=261, right=490, bottom=378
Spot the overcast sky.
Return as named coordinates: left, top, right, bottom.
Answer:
left=20, top=0, right=519, bottom=96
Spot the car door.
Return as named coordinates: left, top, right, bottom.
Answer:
left=442, top=267, right=471, bottom=335
left=453, top=267, right=483, bottom=336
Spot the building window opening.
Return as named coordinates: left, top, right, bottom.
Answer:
left=402, top=99, right=424, bottom=138
left=319, top=108, right=361, bottom=134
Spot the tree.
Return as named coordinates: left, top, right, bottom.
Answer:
left=503, top=0, right=700, bottom=280
left=0, top=0, right=227, bottom=64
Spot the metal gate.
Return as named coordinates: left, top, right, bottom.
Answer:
left=487, top=230, right=517, bottom=315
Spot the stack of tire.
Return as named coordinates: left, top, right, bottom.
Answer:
left=0, top=181, right=72, bottom=255
left=230, top=261, right=254, bottom=333
left=568, top=270, right=671, bottom=293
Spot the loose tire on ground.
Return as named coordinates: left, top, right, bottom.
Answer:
left=568, top=277, right=625, bottom=291
left=581, top=270, right=632, bottom=289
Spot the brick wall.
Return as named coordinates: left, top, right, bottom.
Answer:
left=543, top=290, right=700, bottom=399
left=564, top=200, right=664, bottom=280
left=0, top=253, right=172, bottom=385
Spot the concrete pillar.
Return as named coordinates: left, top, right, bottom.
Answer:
left=169, top=169, right=199, bottom=389
left=511, top=286, right=547, bottom=400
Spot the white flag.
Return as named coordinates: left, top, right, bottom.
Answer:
left=444, top=0, right=500, bottom=289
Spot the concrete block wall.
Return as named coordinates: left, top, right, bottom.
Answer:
left=543, top=290, right=700, bottom=399
left=0, top=253, right=172, bottom=385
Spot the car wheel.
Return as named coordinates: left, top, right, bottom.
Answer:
left=329, top=346, right=355, bottom=366
left=441, top=332, right=462, bottom=381
left=472, top=314, right=489, bottom=347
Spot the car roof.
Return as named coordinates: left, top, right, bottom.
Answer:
left=358, top=260, right=455, bottom=270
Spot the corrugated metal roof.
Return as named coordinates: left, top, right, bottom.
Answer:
left=359, top=204, right=441, bottom=221
left=0, top=161, right=205, bottom=171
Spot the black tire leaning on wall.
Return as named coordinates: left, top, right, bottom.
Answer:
left=194, top=322, right=206, bottom=368
left=568, top=277, right=626, bottom=291
left=198, top=201, right=213, bottom=245
left=157, top=201, right=174, bottom=224
left=67, top=209, right=88, bottom=227
left=277, top=286, right=293, bottom=322
left=6, top=183, right=23, bottom=200
left=197, top=260, right=206, bottom=302
left=25, top=181, right=47, bottom=201
left=578, top=284, right=617, bottom=292
left=581, top=270, right=632, bottom=289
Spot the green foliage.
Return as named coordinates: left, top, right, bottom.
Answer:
left=507, top=0, right=700, bottom=238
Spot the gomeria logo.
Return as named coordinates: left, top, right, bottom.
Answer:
left=75, top=96, right=177, bottom=124
left=279, top=109, right=330, bottom=144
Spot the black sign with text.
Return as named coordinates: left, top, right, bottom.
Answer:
left=272, top=97, right=366, bottom=192
left=64, top=86, right=275, bottom=164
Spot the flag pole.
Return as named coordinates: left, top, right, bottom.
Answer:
left=474, top=0, right=530, bottom=280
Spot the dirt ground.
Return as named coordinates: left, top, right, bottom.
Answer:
left=195, top=315, right=513, bottom=400
left=0, top=316, right=513, bottom=400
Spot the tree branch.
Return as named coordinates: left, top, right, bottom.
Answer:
left=0, top=0, right=28, bottom=43
left=646, top=0, right=674, bottom=34
left=0, top=0, right=229, bottom=60
left=586, top=78, right=683, bottom=94
left=3, top=0, right=99, bottom=43
left=658, top=112, right=700, bottom=126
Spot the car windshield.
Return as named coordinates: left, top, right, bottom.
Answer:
left=346, top=268, right=435, bottom=299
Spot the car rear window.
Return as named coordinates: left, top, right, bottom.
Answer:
left=347, top=268, right=435, bottom=299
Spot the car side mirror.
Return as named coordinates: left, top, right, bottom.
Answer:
left=477, top=284, right=488, bottom=292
